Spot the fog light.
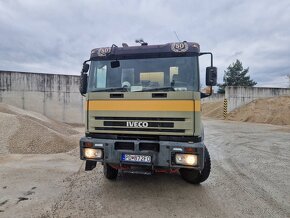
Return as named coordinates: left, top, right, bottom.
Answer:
left=175, top=154, right=198, bottom=166
left=84, top=148, right=102, bottom=159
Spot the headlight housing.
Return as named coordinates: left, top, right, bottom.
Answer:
left=84, top=148, right=103, bottom=159
left=175, top=153, right=198, bottom=166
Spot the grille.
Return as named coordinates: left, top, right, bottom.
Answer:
left=93, top=116, right=187, bottom=134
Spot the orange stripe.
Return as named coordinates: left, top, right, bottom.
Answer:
left=195, top=101, right=201, bottom=112
left=87, top=100, right=200, bottom=112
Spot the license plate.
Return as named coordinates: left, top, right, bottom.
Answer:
left=121, top=154, right=151, bottom=163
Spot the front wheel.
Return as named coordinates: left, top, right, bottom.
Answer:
left=103, top=163, right=118, bottom=180
left=179, top=146, right=211, bottom=184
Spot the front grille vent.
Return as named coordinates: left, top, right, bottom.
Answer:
left=115, top=142, right=134, bottom=150
left=139, top=143, right=160, bottom=152
left=95, top=117, right=185, bottom=121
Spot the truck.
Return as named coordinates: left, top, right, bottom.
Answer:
left=79, top=41, right=217, bottom=184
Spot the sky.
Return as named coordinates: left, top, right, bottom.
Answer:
left=0, top=0, right=290, bottom=87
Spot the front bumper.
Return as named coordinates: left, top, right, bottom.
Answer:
left=80, top=137, right=205, bottom=170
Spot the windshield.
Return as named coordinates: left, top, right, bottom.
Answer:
left=88, top=56, right=199, bottom=92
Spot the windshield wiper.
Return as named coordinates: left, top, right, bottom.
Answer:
left=91, top=87, right=128, bottom=92
left=138, top=86, right=175, bottom=92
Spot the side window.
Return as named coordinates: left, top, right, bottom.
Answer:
left=96, top=65, right=107, bottom=88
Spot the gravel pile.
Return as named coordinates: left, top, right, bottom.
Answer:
left=0, top=103, right=81, bottom=154
left=202, top=96, right=290, bottom=126
left=0, top=112, right=19, bottom=154
left=227, top=96, right=290, bottom=125
left=202, top=101, right=224, bottom=119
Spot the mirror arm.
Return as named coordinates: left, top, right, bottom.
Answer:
left=81, top=60, right=91, bottom=75
left=200, top=86, right=213, bottom=99
left=200, top=52, right=216, bottom=95
left=200, top=93, right=208, bottom=99
left=209, top=86, right=213, bottom=96
left=199, top=52, right=213, bottom=67
left=83, top=59, right=90, bottom=65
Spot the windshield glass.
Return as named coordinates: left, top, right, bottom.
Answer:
left=88, top=56, right=199, bottom=92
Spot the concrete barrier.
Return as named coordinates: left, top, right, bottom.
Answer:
left=0, top=71, right=84, bottom=124
left=225, top=86, right=290, bottom=112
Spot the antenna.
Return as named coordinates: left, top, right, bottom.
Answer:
left=174, top=31, right=181, bottom=42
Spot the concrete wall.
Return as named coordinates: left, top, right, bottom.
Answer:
left=2, top=71, right=290, bottom=123
left=225, top=86, right=290, bottom=112
left=0, top=71, right=84, bottom=124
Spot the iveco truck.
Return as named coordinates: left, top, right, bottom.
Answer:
left=79, top=41, right=217, bottom=184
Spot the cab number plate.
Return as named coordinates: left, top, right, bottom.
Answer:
left=121, top=154, right=151, bottom=163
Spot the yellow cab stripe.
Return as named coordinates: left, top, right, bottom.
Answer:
left=87, top=100, right=201, bottom=112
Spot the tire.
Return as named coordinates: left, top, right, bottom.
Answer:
left=103, top=163, right=118, bottom=180
left=179, top=146, right=211, bottom=184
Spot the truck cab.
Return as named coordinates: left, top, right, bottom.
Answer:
left=79, top=42, right=217, bottom=184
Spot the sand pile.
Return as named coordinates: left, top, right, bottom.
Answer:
left=202, top=101, right=224, bottom=119
left=0, top=103, right=82, bottom=154
left=227, top=96, right=290, bottom=125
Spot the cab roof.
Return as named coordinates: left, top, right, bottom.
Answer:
left=90, top=42, right=200, bottom=60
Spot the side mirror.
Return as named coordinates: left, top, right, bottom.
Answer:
left=82, top=63, right=89, bottom=73
left=206, top=67, right=217, bottom=86
left=111, top=60, right=120, bottom=68
left=79, top=73, right=88, bottom=95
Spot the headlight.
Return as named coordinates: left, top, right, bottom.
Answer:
left=175, top=153, right=198, bottom=166
left=84, top=148, right=103, bottom=159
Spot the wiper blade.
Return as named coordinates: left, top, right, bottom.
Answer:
left=91, top=87, right=128, bottom=92
left=138, top=87, right=175, bottom=92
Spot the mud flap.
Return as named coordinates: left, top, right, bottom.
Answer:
left=85, top=160, right=97, bottom=171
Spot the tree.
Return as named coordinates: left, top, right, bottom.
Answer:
left=217, top=59, right=257, bottom=94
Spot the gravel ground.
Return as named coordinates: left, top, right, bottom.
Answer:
left=1, top=119, right=290, bottom=218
